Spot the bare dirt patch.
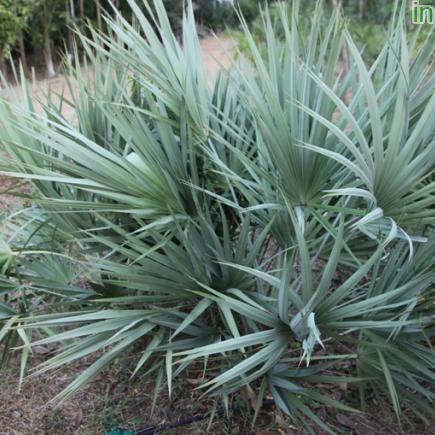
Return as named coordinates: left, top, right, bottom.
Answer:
left=1, top=350, right=429, bottom=434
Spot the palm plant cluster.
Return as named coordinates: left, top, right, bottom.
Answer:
left=0, top=0, right=434, bottom=432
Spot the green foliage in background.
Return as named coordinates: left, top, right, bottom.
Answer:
left=0, top=0, right=419, bottom=77
left=234, top=0, right=433, bottom=62
left=0, top=0, right=261, bottom=76
left=0, top=0, right=434, bottom=432
left=0, top=0, right=30, bottom=59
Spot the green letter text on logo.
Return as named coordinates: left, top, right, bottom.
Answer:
left=412, top=0, right=435, bottom=24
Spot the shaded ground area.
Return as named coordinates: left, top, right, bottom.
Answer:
left=0, top=170, right=24, bottom=214
left=1, top=349, right=428, bottom=435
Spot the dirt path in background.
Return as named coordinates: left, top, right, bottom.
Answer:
left=201, top=35, right=234, bottom=81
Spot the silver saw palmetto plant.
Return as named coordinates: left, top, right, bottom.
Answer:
left=0, top=0, right=433, bottom=433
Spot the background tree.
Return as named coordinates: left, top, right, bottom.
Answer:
left=25, top=0, right=66, bottom=78
left=42, top=0, right=57, bottom=77
left=65, top=0, right=76, bottom=63
left=14, top=0, right=38, bottom=76
left=0, top=1, right=20, bottom=77
left=94, top=0, right=103, bottom=35
left=0, top=0, right=422, bottom=80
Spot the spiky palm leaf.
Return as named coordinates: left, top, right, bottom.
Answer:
left=0, top=0, right=433, bottom=432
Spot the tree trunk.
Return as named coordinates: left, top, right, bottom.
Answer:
left=43, top=4, right=56, bottom=78
left=66, top=0, right=75, bottom=64
left=78, top=0, right=86, bottom=64
left=358, top=0, right=363, bottom=19
left=0, top=49, right=7, bottom=80
left=17, top=29, right=30, bottom=76
left=79, top=0, right=84, bottom=22
left=95, top=0, right=103, bottom=34
left=70, top=0, right=76, bottom=19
